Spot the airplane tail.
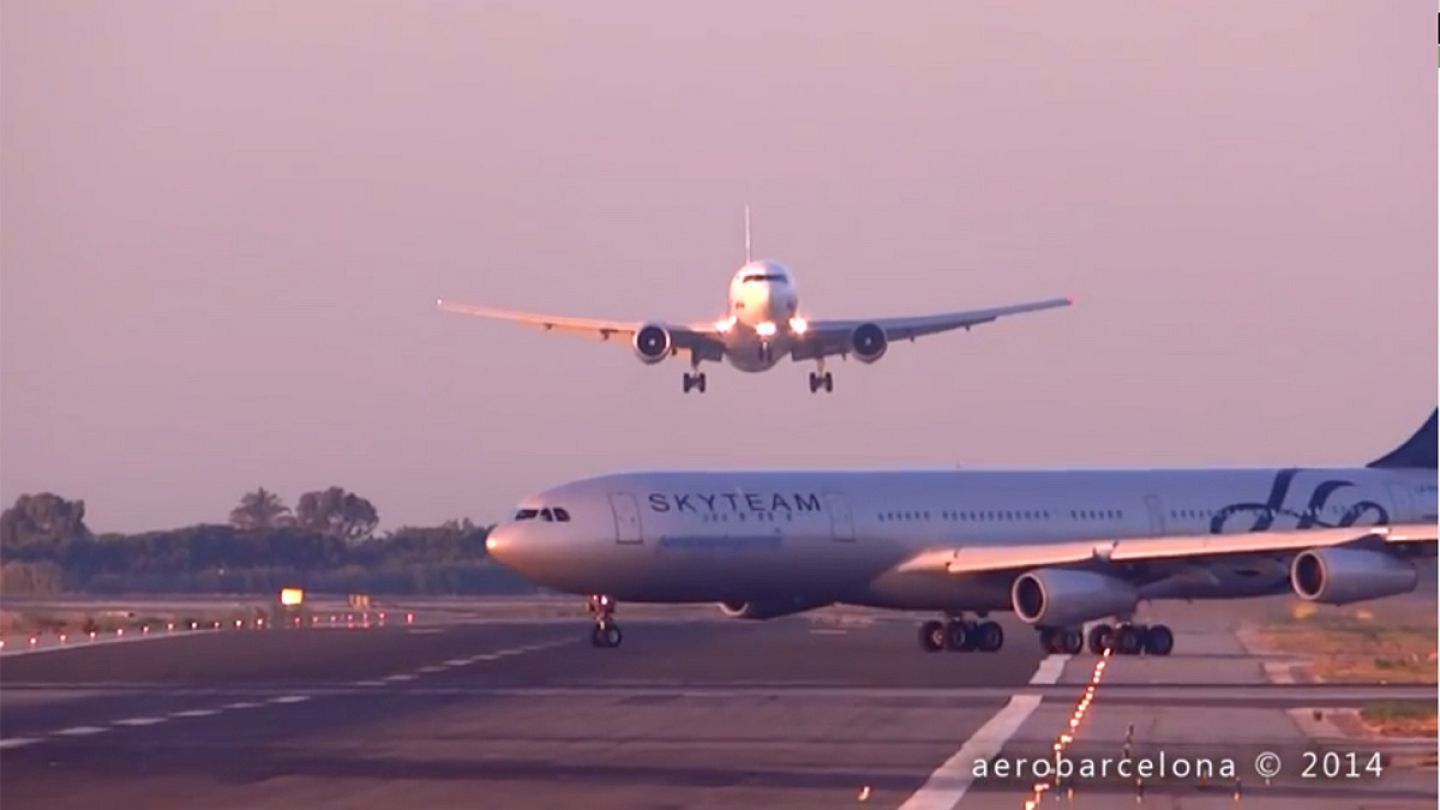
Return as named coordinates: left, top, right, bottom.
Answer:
left=1367, top=410, right=1438, bottom=469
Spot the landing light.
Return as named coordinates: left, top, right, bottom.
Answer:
left=788, top=317, right=808, bottom=335
left=756, top=321, right=777, bottom=337
left=714, top=317, right=736, bottom=333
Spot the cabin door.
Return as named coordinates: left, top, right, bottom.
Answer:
left=609, top=493, right=643, bottom=545
left=1143, top=494, right=1166, bottom=534
left=826, top=493, right=855, bottom=542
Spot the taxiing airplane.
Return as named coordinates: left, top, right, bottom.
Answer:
left=485, top=411, right=1438, bottom=652
left=437, top=210, right=1070, bottom=393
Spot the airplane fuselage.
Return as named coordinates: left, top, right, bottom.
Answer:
left=720, top=259, right=802, bottom=372
left=486, top=466, right=1437, bottom=612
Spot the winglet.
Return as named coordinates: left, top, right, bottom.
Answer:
left=744, top=205, right=753, bottom=263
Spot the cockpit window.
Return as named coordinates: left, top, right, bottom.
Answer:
left=741, top=273, right=787, bottom=283
left=514, top=506, right=571, bottom=522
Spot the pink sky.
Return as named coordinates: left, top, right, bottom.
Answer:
left=2, top=2, right=1434, bottom=532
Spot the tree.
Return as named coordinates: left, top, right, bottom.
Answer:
left=229, top=487, right=293, bottom=530
left=1, top=493, right=91, bottom=556
left=296, top=487, right=379, bottom=542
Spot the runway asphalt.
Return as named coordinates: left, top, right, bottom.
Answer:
left=1, top=603, right=1434, bottom=810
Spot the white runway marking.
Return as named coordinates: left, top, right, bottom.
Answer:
left=352, top=680, right=387, bottom=687
left=114, top=717, right=167, bottom=727
left=270, top=695, right=310, bottom=704
left=443, top=658, right=470, bottom=666
left=898, top=654, right=1069, bottom=810
left=52, top=726, right=108, bottom=737
left=382, top=674, right=417, bottom=683
left=171, top=709, right=220, bottom=718
left=221, top=701, right=263, bottom=710
left=416, top=665, right=447, bottom=674
left=0, top=737, right=41, bottom=749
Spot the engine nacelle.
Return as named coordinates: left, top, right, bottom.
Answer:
left=717, top=598, right=828, bottom=621
left=632, top=323, right=672, bottom=364
left=850, top=323, right=888, bottom=363
left=1011, top=568, right=1138, bottom=627
left=1291, top=547, right=1417, bottom=605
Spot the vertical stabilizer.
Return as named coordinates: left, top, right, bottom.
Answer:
left=1368, top=410, right=1438, bottom=469
left=744, top=205, right=752, bottom=263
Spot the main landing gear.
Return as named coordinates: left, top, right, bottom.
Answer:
left=587, top=594, right=622, bottom=648
left=918, top=617, right=1005, bottom=653
left=1086, top=622, right=1173, bottom=656
left=1037, top=625, right=1084, bottom=655
left=682, top=372, right=707, bottom=394
left=808, top=371, right=834, bottom=393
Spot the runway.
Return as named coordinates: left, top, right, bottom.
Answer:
left=1, top=605, right=1434, bottom=809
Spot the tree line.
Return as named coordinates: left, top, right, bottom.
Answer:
left=0, top=489, right=533, bottom=596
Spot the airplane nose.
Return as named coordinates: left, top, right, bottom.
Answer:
left=485, top=524, right=518, bottom=565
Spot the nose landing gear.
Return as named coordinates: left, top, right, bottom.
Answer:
left=682, top=372, right=707, bottom=394
left=587, top=595, right=622, bottom=648
left=808, top=372, right=834, bottom=393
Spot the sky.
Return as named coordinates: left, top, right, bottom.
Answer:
left=2, top=1, right=1435, bottom=533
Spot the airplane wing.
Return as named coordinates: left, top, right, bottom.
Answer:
left=790, top=297, right=1072, bottom=361
left=436, top=299, right=726, bottom=361
left=897, top=523, right=1439, bottom=576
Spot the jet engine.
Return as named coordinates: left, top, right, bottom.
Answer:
left=1011, top=569, right=1138, bottom=627
left=632, top=323, right=672, bottom=364
left=717, top=598, right=829, bottom=620
left=1290, top=547, right=1417, bottom=605
left=850, top=323, right=888, bottom=363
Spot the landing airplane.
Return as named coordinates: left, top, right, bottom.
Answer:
left=437, top=210, right=1070, bottom=393
left=485, top=411, right=1438, bottom=652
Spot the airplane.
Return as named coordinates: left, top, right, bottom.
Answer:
left=484, top=410, right=1438, bottom=652
left=436, top=210, right=1071, bottom=393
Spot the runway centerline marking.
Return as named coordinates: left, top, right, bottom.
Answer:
left=52, top=726, right=109, bottom=737
left=0, top=738, right=42, bottom=749
left=221, top=701, right=263, bottom=710
left=170, top=708, right=220, bottom=718
left=898, top=654, right=1069, bottom=810
left=114, top=717, right=167, bottom=727
left=270, top=695, right=310, bottom=704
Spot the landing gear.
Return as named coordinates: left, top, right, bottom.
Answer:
left=917, top=617, right=1004, bottom=653
left=1038, top=626, right=1083, bottom=655
left=1088, top=621, right=1174, bottom=656
left=919, top=620, right=945, bottom=651
left=682, top=372, right=707, bottom=394
left=1087, top=623, right=1114, bottom=655
left=587, top=595, right=622, bottom=648
left=808, top=371, right=834, bottom=393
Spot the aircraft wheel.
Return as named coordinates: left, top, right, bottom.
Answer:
left=1143, top=624, right=1174, bottom=656
left=591, top=622, right=622, bottom=648
left=975, top=620, right=1004, bottom=652
left=918, top=620, right=945, bottom=652
left=823, top=373, right=834, bottom=392
left=1038, top=626, right=1056, bottom=653
left=1115, top=623, right=1145, bottom=655
left=696, top=373, right=706, bottom=393
left=1059, top=627, right=1083, bottom=655
left=945, top=620, right=972, bottom=651
left=808, top=372, right=821, bottom=393
left=1087, top=623, right=1114, bottom=655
